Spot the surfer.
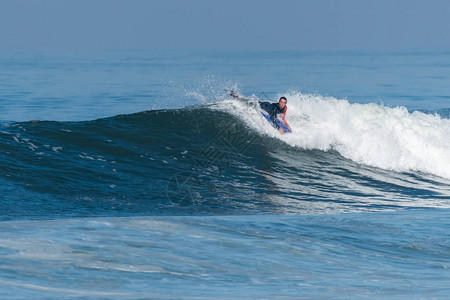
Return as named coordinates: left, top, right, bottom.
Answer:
left=231, top=92, right=292, bottom=134
left=259, top=97, right=292, bottom=134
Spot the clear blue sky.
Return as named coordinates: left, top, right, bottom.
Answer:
left=1, top=0, right=450, bottom=51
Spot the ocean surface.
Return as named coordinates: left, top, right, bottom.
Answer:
left=1, top=50, right=450, bottom=298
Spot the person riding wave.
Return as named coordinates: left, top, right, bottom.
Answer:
left=231, top=92, right=292, bottom=134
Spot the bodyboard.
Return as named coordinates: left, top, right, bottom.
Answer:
left=260, top=110, right=291, bottom=133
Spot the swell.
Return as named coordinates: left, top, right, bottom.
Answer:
left=1, top=105, right=450, bottom=220
left=0, top=107, right=265, bottom=219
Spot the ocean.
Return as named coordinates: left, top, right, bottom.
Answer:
left=0, top=50, right=449, bottom=298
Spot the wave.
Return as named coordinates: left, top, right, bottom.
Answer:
left=1, top=93, right=450, bottom=219
left=215, top=92, right=450, bottom=179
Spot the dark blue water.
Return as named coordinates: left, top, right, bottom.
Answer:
left=1, top=50, right=449, bottom=298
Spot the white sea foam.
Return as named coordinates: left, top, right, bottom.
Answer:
left=216, top=92, right=450, bottom=179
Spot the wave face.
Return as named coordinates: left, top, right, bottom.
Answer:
left=1, top=93, right=450, bottom=220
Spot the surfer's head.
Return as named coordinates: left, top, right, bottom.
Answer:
left=278, top=97, right=287, bottom=109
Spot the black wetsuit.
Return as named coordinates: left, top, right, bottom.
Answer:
left=259, top=102, right=285, bottom=128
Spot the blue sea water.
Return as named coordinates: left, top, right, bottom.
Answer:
left=1, top=50, right=450, bottom=298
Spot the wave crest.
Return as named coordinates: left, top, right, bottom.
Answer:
left=215, top=92, right=450, bottom=179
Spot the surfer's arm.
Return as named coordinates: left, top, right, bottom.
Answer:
left=281, top=110, right=292, bottom=132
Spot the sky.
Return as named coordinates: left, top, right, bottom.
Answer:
left=1, top=0, right=450, bottom=51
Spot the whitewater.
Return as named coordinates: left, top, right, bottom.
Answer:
left=218, top=92, right=450, bottom=179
